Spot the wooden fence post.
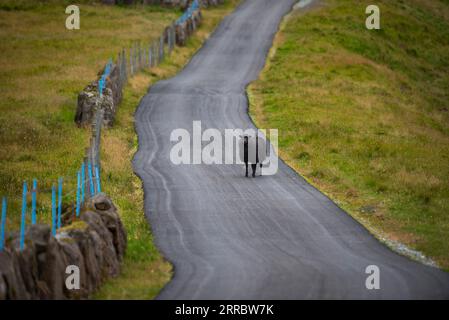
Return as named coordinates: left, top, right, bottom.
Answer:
left=130, top=47, right=134, bottom=76
left=159, top=35, right=164, bottom=63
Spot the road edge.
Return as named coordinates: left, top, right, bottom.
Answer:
left=245, top=0, right=440, bottom=270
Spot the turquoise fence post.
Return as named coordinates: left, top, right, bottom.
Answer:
left=81, top=162, right=85, bottom=203
left=76, top=170, right=81, bottom=217
left=95, top=166, right=101, bottom=194
left=88, top=161, right=95, bottom=197
left=57, top=177, right=63, bottom=229
left=99, top=78, right=103, bottom=97
left=51, top=185, right=56, bottom=236
left=31, top=179, right=37, bottom=225
left=19, top=181, right=27, bottom=251
left=0, top=197, right=6, bottom=251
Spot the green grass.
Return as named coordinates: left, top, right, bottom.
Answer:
left=0, top=0, right=178, bottom=299
left=249, top=0, right=449, bottom=269
left=92, top=75, right=172, bottom=299
left=0, top=0, right=241, bottom=299
left=0, top=0, right=179, bottom=226
left=92, top=0, right=241, bottom=299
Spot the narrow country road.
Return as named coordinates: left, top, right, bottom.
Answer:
left=133, top=0, right=449, bottom=299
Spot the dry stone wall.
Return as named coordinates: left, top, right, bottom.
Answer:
left=0, top=194, right=126, bottom=300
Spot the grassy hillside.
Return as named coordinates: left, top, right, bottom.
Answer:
left=249, top=0, right=449, bottom=269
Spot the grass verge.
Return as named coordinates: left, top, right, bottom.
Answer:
left=0, top=0, right=240, bottom=299
left=94, top=0, right=241, bottom=299
left=249, top=0, right=449, bottom=270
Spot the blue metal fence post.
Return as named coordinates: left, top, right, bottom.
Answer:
left=31, top=179, right=37, bottom=225
left=51, top=185, right=56, bottom=236
left=19, top=181, right=27, bottom=251
left=88, top=160, right=95, bottom=197
left=76, top=170, right=81, bottom=217
left=0, top=197, right=6, bottom=251
left=57, top=177, right=63, bottom=229
left=95, top=166, right=101, bottom=194
left=81, top=162, right=85, bottom=203
left=99, top=78, right=103, bottom=97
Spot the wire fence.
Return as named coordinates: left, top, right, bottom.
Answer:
left=127, top=0, right=200, bottom=72
left=0, top=0, right=203, bottom=252
left=125, top=23, right=176, bottom=78
left=177, top=0, right=200, bottom=25
left=0, top=108, right=104, bottom=252
left=98, top=60, right=113, bottom=97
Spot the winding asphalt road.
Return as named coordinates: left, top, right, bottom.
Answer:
left=133, top=0, right=449, bottom=299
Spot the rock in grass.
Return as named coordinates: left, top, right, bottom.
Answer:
left=359, top=205, right=376, bottom=214
left=0, top=270, right=6, bottom=299
left=56, top=231, right=88, bottom=299
left=91, top=194, right=127, bottom=262
left=0, top=249, right=29, bottom=299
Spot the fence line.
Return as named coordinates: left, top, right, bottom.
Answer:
left=177, top=0, right=200, bottom=25
left=0, top=0, right=205, bottom=253
left=0, top=109, right=104, bottom=252
left=112, top=0, right=199, bottom=80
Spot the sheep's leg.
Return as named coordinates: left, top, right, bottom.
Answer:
left=251, top=164, right=257, bottom=177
